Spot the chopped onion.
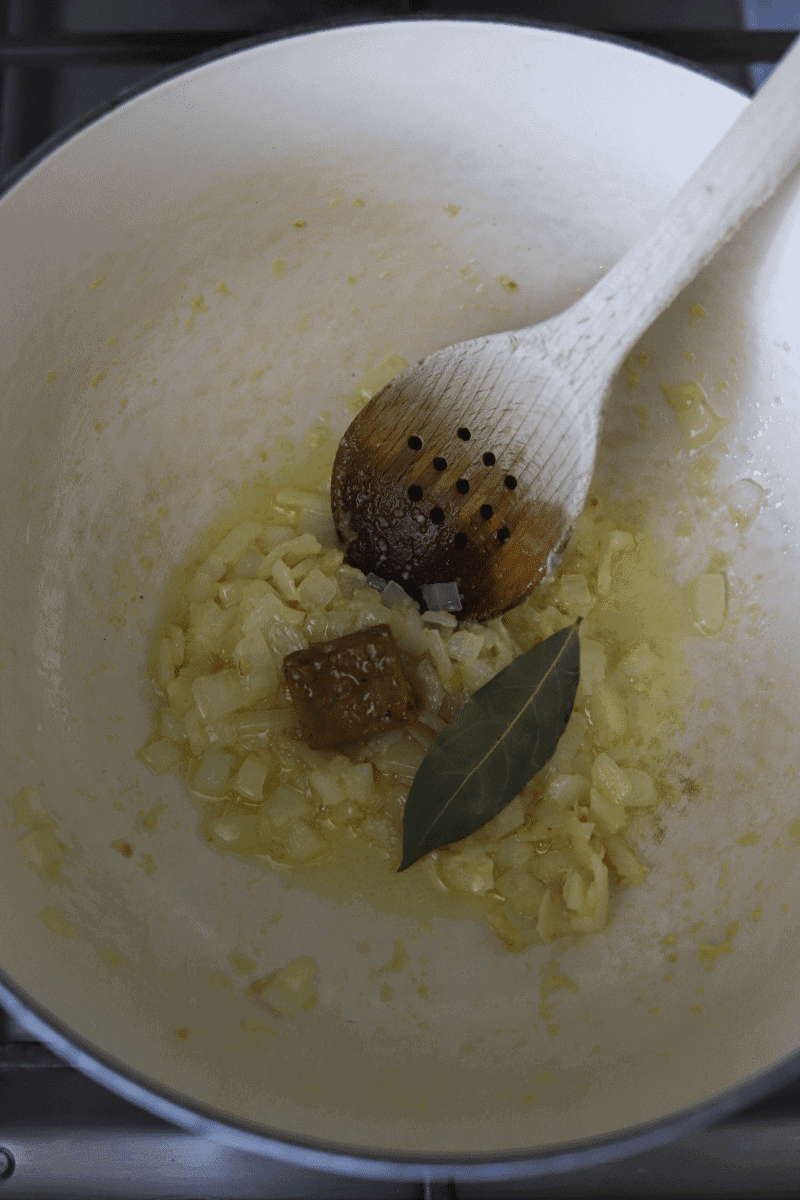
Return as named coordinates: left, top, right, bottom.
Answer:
left=192, top=750, right=234, bottom=797
left=233, top=753, right=267, bottom=802
left=381, top=580, right=414, bottom=609
left=192, top=670, right=242, bottom=722
left=138, top=739, right=181, bottom=775
left=421, top=580, right=462, bottom=612
left=214, top=521, right=263, bottom=565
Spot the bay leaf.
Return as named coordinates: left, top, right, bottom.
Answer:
left=399, top=622, right=580, bottom=871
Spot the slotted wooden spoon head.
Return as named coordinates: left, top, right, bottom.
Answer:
left=331, top=330, right=599, bottom=621
left=333, top=33, right=800, bottom=621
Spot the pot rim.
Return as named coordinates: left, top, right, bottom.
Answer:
left=0, top=15, right=776, bottom=1183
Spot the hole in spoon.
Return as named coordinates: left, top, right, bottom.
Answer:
left=455, top=479, right=470, bottom=494
left=498, top=527, right=511, bottom=544
left=482, top=452, right=496, bottom=467
left=504, top=475, right=517, bottom=490
left=408, top=485, right=423, bottom=502
left=457, top=427, right=471, bottom=441
left=407, top=436, right=422, bottom=451
left=454, top=532, right=468, bottom=550
left=480, top=504, right=493, bottom=520
left=433, top=457, right=448, bottom=471
left=430, top=507, right=445, bottom=525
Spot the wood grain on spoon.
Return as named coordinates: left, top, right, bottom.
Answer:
left=332, top=34, right=800, bottom=621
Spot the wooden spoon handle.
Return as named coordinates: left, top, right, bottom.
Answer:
left=548, top=34, right=800, bottom=380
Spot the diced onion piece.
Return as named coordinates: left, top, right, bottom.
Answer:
left=192, top=750, right=234, bottom=797
left=234, top=754, right=267, bottom=801
left=261, top=534, right=321, bottom=572
left=494, top=839, right=534, bottom=869
left=160, top=708, right=187, bottom=743
left=236, top=709, right=293, bottom=736
left=367, top=736, right=426, bottom=783
left=185, top=708, right=209, bottom=756
left=166, top=675, right=194, bottom=717
left=589, top=787, right=627, bottom=835
left=367, top=573, right=387, bottom=591
left=241, top=585, right=305, bottom=632
left=282, top=819, right=326, bottom=861
left=557, top=574, right=594, bottom=617
left=408, top=723, right=435, bottom=749
left=239, top=667, right=278, bottom=705
left=617, top=642, right=659, bottom=680
left=262, top=785, right=312, bottom=829
left=418, top=710, right=446, bottom=733
left=440, top=848, right=495, bottom=895
left=459, top=658, right=495, bottom=694
left=340, top=763, right=374, bottom=806
left=421, top=609, right=458, bottom=629
left=591, top=753, right=631, bottom=805
left=425, top=628, right=454, bottom=688
left=297, top=509, right=339, bottom=546
left=189, top=601, right=234, bottom=652
left=234, top=628, right=271, bottom=675
left=271, top=560, right=298, bottom=602
left=605, top=834, right=648, bottom=884
left=569, top=849, right=610, bottom=932
left=498, top=868, right=542, bottom=914
left=276, top=488, right=328, bottom=513
left=480, top=796, right=525, bottom=840
left=448, top=630, right=484, bottom=663
left=168, top=624, right=185, bottom=667
left=192, top=670, right=242, bottom=721
left=690, top=572, right=726, bottom=635
left=214, top=520, right=263, bottom=564
left=421, top=581, right=462, bottom=612
left=361, top=814, right=400, bottom=856
left=296, top=569, right=338, bottom=611
left=200, top=552, right=227, bottom=582
left=138, top=739, right=181, bottom=775
left=388, top=609, right=429, bottom=656
left=563, top=867, right=588, bottom=912
left=381, top=580, right=414, bottom=610
left=545, top=774, right=590, bottom=808
left=258, top=524, right=294, bottom=550
left=187, top=572, right=218, bottom=603
left=596, top=530, right=634, bottom=596
left=623, top=767, right=658, bottom=808
left=205, top=717, right=238, bottom=748
left=416, top=658, right=446, bottom=713
left=265, top=621, right=307, bottom=660
left=586, top=680, right=627, bottom=742
left=233, top=546, right=264, bottom=579
left=530, top=849, right=575, bottom=883
left=309, top=770, right=345, bottom=808
left=579, top=638, right=607, bottom=696
left=205, top=812, right=261, bottom=852
left=256, top=955, right=319, bottom=1017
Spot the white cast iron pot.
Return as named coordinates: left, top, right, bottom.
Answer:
left=2, top=20, right=800, bottom=1183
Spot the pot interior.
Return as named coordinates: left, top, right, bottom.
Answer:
left=1, top=20, right=800, bottom=1168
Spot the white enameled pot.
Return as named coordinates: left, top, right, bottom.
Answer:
left=2, top=20, right=800, bottom=1182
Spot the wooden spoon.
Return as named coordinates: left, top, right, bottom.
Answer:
left=332, top=37, right=800, bottom=621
